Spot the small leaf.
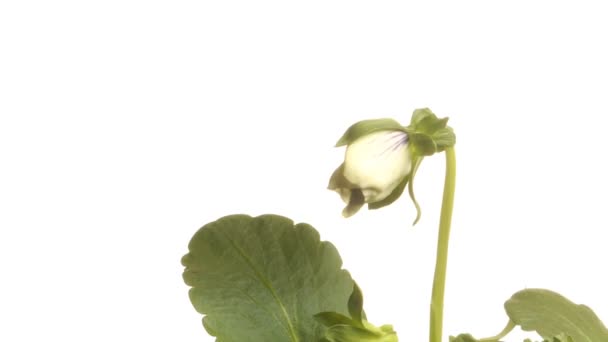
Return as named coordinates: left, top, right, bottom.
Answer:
left=449, top=334, right=481, bottom=342
left=314, top=312, right=356, bottom=327
left=524, top=333, right=574, bottom=342
left=545, top=333, right=574, bottom=342
left=322, top=324, right=398, bottom=342
left=347, top=283, right=364, bottom=326
left=315, top=284, right=398, bottom=341
left=335, top=118, right=405, bottom=147
left=449, top=332, right=575, bottom=342
left=505, top=289, right=608, bottom=342
left=182, top=214, right=354, bottom=342
left=450, top=319, right=515, bottom=342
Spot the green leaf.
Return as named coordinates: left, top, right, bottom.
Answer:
left=505, top=289, right=608, bottom=342
left=524, top=333, right=574, bottom=342
left=315, top=285, right=398, bottom=342
left=314, top=312, right=356, bottom=327
left=335, top=118, right=405, bottom=147
left=449, top=334, right=481, bottom=342
left=320, top=324, right=398, bottom=342
left=450, top=332, right=575, bottom=342
left=544, top=333, right=574, bottom=342
left=449, top=319, right=515, bottom=342
left=347, top=283, right=365, bottom=326
left=182, top=214, right=354, bottom=342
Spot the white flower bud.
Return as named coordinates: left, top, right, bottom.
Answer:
left=329, top=130, right=411, bottom=217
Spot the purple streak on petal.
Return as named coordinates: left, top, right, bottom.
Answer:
left=378, top=131, right=408, bottom=156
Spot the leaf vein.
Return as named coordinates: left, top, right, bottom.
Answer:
left=219, top=229, right=300, bottom=342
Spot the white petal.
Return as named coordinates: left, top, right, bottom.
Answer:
left=343, top=130, right=411, bottom=202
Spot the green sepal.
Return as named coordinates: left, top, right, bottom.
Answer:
left=407, top=156, right=423, bottom=225
left=364, top=152, right=424, bottom=226
left=410, top=108, right=449, bottom=134
left=433, top=127, right=456, bottom=152
left=403, top=108, right=454, bottom=226
left=406, top=108, right=455, bottom=156
left=409, top=132, right=437, bottom=156
left=335, top=118, right=406, bottom=147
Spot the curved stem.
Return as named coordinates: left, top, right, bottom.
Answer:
left=429, top=147, right=456, bottom=342
left=478, top=320, right=516, bottom=342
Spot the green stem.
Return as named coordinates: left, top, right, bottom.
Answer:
left=429, top=147, right=456, bottom=342
left=478, top=320, right=516, bottom=342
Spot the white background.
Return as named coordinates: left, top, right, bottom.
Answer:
left=1, top=1, right=607, bottom=341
